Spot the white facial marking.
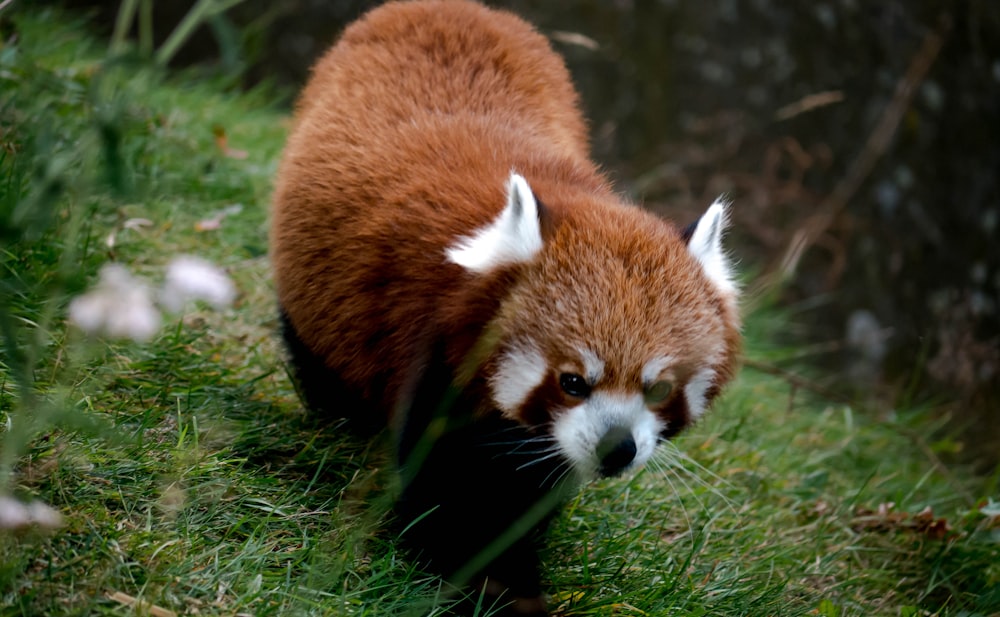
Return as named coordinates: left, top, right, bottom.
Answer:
left=490, top=343, right=547, bottom=415
left=684, top=368, right=717, bottom=419
left=445, top=172, right=543, bottom=273
left=578, top=347, right=605, bottom=384
left=641, top=355, right=675, bottom=386
left=552, top=392, right=665, bottom=480
left=687, top=198, right=736, bottom=295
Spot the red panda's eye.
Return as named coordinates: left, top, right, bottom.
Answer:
left=644, top=380, right=673, bottom=405
left=559, top=373, right=591, bottom=398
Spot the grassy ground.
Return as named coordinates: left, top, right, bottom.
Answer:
left=1, top=9, right=998, bottom=617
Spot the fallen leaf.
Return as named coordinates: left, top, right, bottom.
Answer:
left=123, top=218, right=154, bottom=231
left=194, top=218, right=222, bottom=231
left=107, top=218, right=155, bottom=249
left=195, top=203, right=243, bottom=232
left=912, top=506, right=952, bottom=539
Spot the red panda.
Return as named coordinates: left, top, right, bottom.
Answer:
left=271, top=1, right=741, bottom=614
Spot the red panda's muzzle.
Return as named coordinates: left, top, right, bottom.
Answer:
left=596, top=426, right=638, bottom=478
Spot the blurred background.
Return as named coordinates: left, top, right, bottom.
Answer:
left=47, top=0, right=1000, bottom=469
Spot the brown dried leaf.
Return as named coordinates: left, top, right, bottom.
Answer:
left=851, top=503, right=952, bottom=539
left=911, top=506, right=952, bottom=540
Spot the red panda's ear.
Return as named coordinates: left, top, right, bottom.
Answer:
left=686, top=198, right=737, bottom=296
left=446, top=172, right=545, bottom=273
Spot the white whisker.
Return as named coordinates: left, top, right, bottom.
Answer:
left=483, top=434, right=555, bottom=450
left=649, top=445, right=737, bottom=513
left=543, top=461, right=574, bottom=490
left=655, top=459, right=694, bottom=533
left=659, top=441, right=734, bottom=488
left=515, top=448, right=564, bottom=471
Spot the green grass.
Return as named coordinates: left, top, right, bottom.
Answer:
left=1, top=8, right=999, bottom=617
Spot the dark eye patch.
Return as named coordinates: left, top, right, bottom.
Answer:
left=559, top=373, right=591, bottom=398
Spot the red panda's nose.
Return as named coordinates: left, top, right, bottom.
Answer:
left=597, top=427, right=637, bottom=477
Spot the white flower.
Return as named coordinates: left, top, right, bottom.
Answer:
left=160, top=255, right=236, bottom=312
left=68, top=264, right=161, bottom=342
left=0, top=495, right=63, bottom=531
left=68, top=256, right=235, bottom=341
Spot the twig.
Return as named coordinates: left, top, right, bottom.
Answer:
left=774, top=90, right=845, bottom=121
left=764, top=15, right=951, bottom=291
left=549, top=30, right=600, bottom=51
left=106, top=592, right=177, bottom=617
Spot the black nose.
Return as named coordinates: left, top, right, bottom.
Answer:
left=597, top=428, right=637, bottom=477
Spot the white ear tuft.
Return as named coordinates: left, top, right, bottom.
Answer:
left=446, top=172, right=544, bottom=273
left=687, top=198, right=737, bottom=295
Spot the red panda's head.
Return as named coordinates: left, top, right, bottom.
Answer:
left=447, top=173, right=741, bottom=481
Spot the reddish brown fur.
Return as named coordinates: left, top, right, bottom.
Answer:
left=272, top=0, right=740, bottom=431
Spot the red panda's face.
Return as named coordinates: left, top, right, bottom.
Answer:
left=447, top=173, right=740, bottom=481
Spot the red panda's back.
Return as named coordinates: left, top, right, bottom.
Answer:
left=294, top=0, right=588, bottom=157
left=271, top=0, right=598, bottom=417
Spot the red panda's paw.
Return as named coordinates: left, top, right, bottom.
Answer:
left=473, top=578, right=549, bottom=617
left=504, top=595, right=549, bottom=617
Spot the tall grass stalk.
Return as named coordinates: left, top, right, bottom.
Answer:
left=155, top=0, right=247, bottom=66
left=111, top=0, right=247, bottom=66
